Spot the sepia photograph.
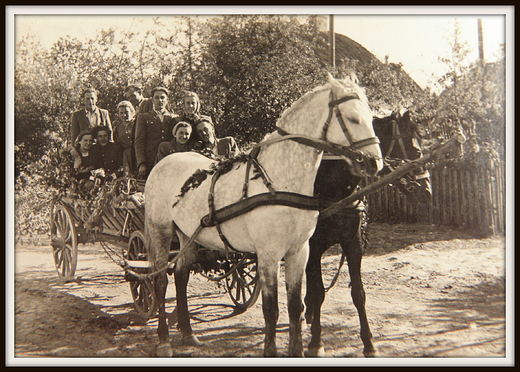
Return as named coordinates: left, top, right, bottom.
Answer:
left=6, top=5, right=513, bottom=367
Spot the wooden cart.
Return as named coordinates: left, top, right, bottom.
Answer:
left=49, top=177, right=261, bottom=318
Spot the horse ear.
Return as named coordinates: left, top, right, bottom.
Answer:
left=326, top=72, right=336, bottom=84
left=347, top=72, right=359, bottom=85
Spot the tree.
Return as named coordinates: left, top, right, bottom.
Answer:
left=418, top=21, right=506, bottom=161
left=191, top=15, right=328, bottom=144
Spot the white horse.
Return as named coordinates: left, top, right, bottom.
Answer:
left=144, top=74, right=383, bottom=357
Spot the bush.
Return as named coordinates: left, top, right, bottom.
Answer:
left=14, top=141, right=74, bottom=239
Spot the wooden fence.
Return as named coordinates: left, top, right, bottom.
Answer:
left=364, top=161, right=506, bottom=235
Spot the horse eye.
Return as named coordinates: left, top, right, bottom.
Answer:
left=347, top=116, right=360, bottom=125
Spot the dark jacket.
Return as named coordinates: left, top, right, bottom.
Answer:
left=155, top=140, right=192, bottom=165
left=70, top=108, right=112, bottom=144
left=135, top=98, right=154, bottom=116
left=134, top=110, right=178, bottom=168
left=90, top=142, right=123, bottom=172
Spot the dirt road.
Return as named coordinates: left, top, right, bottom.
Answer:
left=10, top=223, right=509, bottom=366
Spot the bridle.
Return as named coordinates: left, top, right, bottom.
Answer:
left=264, top=90, right=381, bottom=169
left=321, top=92, right=380, bottom=151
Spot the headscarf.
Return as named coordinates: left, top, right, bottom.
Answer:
left=171, top=121, right=192, bottom=137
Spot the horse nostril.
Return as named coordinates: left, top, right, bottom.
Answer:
left=365, top=157, right=379, bottom=175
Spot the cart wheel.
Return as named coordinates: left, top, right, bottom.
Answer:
left=50, top=203, right=78, bottom=282
left=126, top=230, right=158, bottom=319
left=225, top=253, right=261, bottom=310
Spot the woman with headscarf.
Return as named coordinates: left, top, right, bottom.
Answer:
left=155, top=121, right=193, bottom=164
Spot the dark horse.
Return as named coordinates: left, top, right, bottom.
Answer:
left=304, top=110, right=432, bottom=357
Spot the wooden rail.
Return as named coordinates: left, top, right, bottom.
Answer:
left=319, top=134, right=466, bottom=220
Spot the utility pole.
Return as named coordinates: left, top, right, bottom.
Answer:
left=477, top=18, right=485, bottom=67
left=329, top=15, right=336, bottom=73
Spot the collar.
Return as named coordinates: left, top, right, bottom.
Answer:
left=84, top=107, right=99, bottom=115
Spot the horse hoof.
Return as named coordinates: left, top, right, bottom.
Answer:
left=157, top=343, right=173, bottom=357
left=305, top=346, right=326, bottom=357
left=182, top=335, right=202, bottom=346
left=364, top=348, right=377, bottom=358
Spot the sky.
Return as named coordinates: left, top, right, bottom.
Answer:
left=9, top=6, right=510, bottom=91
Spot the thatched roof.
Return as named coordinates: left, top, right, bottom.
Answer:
left=312, top=31, right=424, bottom=94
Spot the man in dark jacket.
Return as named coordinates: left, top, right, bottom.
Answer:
left=70, top=88, right=112, bottom=144
left=90, top=126, right=123, bottom=178
left=134, top=86, right=179, bottom=180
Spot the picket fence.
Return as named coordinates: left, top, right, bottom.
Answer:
left=364, top=161, right=506, bottom=235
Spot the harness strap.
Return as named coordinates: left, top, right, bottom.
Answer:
left=214, top=221, right=237, bottom=257
left=271, top=129, right=379, bottom=160
left=242, top=158, right=253, bottom=199
left=201, top=192, right=319, bottom=228
left=386, top=120, right=410, bottom=160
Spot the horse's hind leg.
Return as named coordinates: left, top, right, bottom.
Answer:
left=284, top=241, right=309, bottom=357
left=174, top=231, right=200, bottom=346
left=344, top=211, right=376, bottom=357
left=304, top=236, right=327, bottom=357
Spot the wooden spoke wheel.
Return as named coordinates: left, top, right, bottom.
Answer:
left=50, top=203, right=78, bottom=282
left=225, top=253, right=261, bottom=310
left=126, top=230, right=158, bottom=319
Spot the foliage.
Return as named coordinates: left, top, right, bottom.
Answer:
left=191, top=15, right=328, bottom=144
left=416, top=21, right=506, bottom=164
left=15, top=139, right=73, bottom=237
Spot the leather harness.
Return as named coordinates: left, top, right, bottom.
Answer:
left=177, top=91, right=380, bottom=256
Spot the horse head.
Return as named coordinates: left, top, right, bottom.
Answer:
left=373, top=110, right=432, bottom=205
left=323, top=75, right=383, bottom=178
left=276, top=74, right=383, bottom=179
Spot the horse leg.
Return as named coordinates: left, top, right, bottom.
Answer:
left=258, top=254, right=280, bottom=357
left=304, top=236, right=327, bottom=357
left=173, top=232, right=201, bottom=347
left=155, top=272, right=172, bottom=357
left=284, top=241, right=309, bottom=357
left=146, top=225, right=174, bottom=357
left=344, top=211, right=376, bottom=357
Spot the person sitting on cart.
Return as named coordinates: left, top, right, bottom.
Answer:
left=193, top=116, right=239, bottom=159
left=134, top=86, right=178, bottom=180
left=70, top=130, right=99, bottom=181
left=155, top=121, right=193, bottom=164
left=90, top=125, right=124, bottom=179
left=175, top=91, right=209, bottom=146
left=113, top=100, right=137, bottom=177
